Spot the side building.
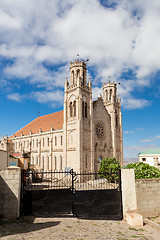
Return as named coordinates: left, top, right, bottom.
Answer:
left=0, top=59, right=123, bottom=172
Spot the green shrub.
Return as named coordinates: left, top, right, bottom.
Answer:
left=98, top=157, right=120, bottom=182
left=126, top=162, right=160, bottom=179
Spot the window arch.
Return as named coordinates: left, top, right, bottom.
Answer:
left=69, top=102, right=73, bottom=118
left=82, top=101, right=84, bottom=118
left=71, top=70, right=74, bottom=84
left=106, top=90, right=108, bottom=102
left=85, top=102, right=87, bottom=118
left=109, top=89, right=112, bottom=101
left=73, top=100, right=76, bottom=117
left=77, top=69, right=80, bottom=79
left=99, top=156, right=102, bottom=163
left=115, top=111, right=118, bottom=127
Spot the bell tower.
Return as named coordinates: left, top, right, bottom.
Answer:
left=63, top=59, right=93, bottom=172
left=103, top=79, right=123, bottom=165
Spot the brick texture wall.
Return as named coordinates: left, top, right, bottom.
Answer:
left=135, top=178, right=160, bottom=218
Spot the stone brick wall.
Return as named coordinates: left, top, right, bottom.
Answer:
left=0, top=150, right=8, bottom=170
left=135, top=178, right=160, bottom=218
left=0, top=167, right=21, bottom=219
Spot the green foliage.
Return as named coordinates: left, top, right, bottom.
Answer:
left=126, top=162, right=160, bottom=179
left=98, top=157, right=120, bottom=182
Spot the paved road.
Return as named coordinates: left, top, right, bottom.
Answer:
left=0, top=216, right=159, bottom=240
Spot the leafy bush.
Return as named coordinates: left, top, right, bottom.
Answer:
left=98, top=157, right=120, bottom=182
left=126, top=162, right=160, bottom=179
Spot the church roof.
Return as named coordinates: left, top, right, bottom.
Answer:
left=10, top=110, right=63, bottom=138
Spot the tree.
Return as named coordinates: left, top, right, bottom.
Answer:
left=98, top=157, right=120, bottom=183
left=126, top=162, right=160, bottom=179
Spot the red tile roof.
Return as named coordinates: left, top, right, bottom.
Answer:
left=10, top=110, right=63, bottom=138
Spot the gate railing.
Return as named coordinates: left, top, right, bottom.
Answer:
left=21, top=169, right=121, bottom=191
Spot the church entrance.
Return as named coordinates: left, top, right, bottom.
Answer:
left=21, top=169, right=122, bottom=219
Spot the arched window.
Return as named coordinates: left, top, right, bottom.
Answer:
left=115, top=111, right=118, bottom=127
left=60, top=156, right=62, bottom=170
left=72, top=70, right=74, bottom=84
left=99, top=156, right=102, bottom=163
left=77, top=69, right=80, bottom=79
left=106, top=90, right=108, bottom=102
left=83, top=71, right=85, bottom=84
left=73, top=101, right=76, bottom=117
left=109, top=89, right=112, bottom=101
left=85, top=102, right=87, bottom=118
left=82, top=101, right=84, bottom=118
left=70, top=102, right=73, bottom=118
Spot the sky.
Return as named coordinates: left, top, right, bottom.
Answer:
left=0, top=0, right=160, bottom=161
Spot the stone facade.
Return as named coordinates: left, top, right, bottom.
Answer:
left=0, top=59, right=123, bottom=172
left=136, top=178, right=160, bottom=218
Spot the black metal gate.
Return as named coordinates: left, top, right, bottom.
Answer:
left=21, top=169, right=122, bottom=219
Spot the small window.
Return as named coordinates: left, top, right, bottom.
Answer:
left=99, top=156, right=102, bottom=163
left=43, top=138, right=44, bottom=147
left=37, top=139, right=38, bottom=147
left=55, top=136, right=57, bottom=146
left=142, top=158, right=146, bottom=162
left=73, top=101, right=76, bottom=117
left=19, top=142, right=20, bottom=148
left=61, top=136, right=63, bottom=145
left=55, top=156, right=57, bottom=170
left=85, top=102, right=87, bottom=118
left=60, top=156, right=62, bottom=170
left=82, top=101, right=84, bottom=118
left=70, top=102, right=73, bottom=118
left=48, top=138, right=49, bottom=146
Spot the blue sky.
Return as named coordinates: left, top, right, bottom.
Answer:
left=0, top=0, right=160, bottom=160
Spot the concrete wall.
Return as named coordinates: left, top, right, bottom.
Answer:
left=0, top=166, right=21, bottom=219
left=121, top=169, right=137, bottom=217
left=135, top=178, right=160, bottom=218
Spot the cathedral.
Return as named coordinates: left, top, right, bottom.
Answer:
left=0, top=59, right=123, bottom=172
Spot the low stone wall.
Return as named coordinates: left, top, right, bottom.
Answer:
left=135, top=178, right=160, bottom=218
left=0, top=167, right=21, bottom=219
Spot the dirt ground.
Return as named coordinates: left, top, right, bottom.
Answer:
left=0, top=215, right=160, bottom=240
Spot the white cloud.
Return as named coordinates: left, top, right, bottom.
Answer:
left=0, top=0, right=160, bottom=108
left=122, top=97, right=150, bottom=109
left=32, top=90, right=64, bottom=105
left=7, top=92, right=23, bottom=102
left=124, top=131, right=134, bottom=134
